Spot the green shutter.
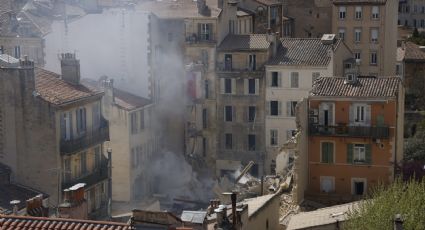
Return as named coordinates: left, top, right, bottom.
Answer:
left=365, top=144, right=372, bottom=164
left=329, top=143, right=334, bottom=163
left=347, top=144, right=353, bottom=164
left=322, top=142, right=333, bottom=163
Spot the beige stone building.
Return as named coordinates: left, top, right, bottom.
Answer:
left=331, top=0, right=398, bottom=76
left=398, top=0, right=425, bottom=28
left=0, top=53, right=110, bottom=219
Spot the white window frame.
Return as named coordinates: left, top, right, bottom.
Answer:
left=372, top=6, right=379, bottom=19
left=354, top=104, right=365, bottom=123
left=354, top=28, right=361, bottom=42
left=371, top=28, right=378, bottom=43
left=339, top=6, right=346, bottom=19
left=371, top=51, right=378, bottom=65
left=351, top=178, right=367, bottom=195
left=353, top=144, right=366, bottom=163
left=320, top=176, right=335, bottom=193
left=354, top=51, right=361, bottom=60
left=355, top=6, right=362, bottom=19
left=270, top=129, right=278, bottom=146
left=290, top=72, right=299, bottom=88
left=338, top=28, right=345, bottom=40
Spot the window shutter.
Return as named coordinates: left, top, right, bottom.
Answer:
left=232, top=106, right=236, bottom=122
left=244, top=79, right=248, bottom=95
left=347, top=144, right=353, bottom=164
left=208, top=23, right=213, bottom=38
left=365, top=104, right=371, bottom=126
left=365, top=144, right=372, bottom=164
left=76, top=110, right=80, bottom=134
left=319, top=104, right=325, bottom=125
left=328, top=103, right=334, bottom=125
left=223, top=106, right=226, bottom=122
left=266, top=101, right=270, bottom=115
left=376, top=115, right=385, bottom=127
left=278, top=72, right=282, bottom=87
left=278, top=101, right=282, bottom=116
left=231, top=79, right=236, bottom=95
left=329, top=143, right=334, bottom=163
left=267, top=72, right=272, bottom=87
left=321, top=143, right=326, bottom=163
left=244, top=106, right=248, bottom=122
left=220, top=78, right=225, bottom=94
left=60, top=113, right=66, bottom=140
left=286, top=101, right=291, bottom=117
left=349, top=104, right=355, bottom=124
left=255, top=78, right=259, bottom=95
left=69, top=112, right=73, bottom=139
left=197, top=23, right=201, bottom=38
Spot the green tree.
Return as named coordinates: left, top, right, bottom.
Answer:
left=344, top=179, right=425, bottom=230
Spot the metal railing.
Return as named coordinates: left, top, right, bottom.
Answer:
left=216, top=62, right=265, bottom=72
left=309, top=124, right=390, bottom=139
left=60, top=118, right=110, bottom=154
left=185, top=33, right=216, bottom=44
left=62, top=159, right=109, bottom=189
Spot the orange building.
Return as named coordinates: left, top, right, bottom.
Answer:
left=304, top=76, right=404, bottom=203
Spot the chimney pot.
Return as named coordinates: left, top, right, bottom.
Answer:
left=10, top=200, right=20, bottom=215
left=60, top=53, right=81, bottom=85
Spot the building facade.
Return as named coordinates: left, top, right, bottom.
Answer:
left=303, top=76, right=404, bottom=204
left=0, top=54, right=110, bottom=219
left=264, top=35, right=352, bottom=174
left=331, top=0, right=397, bottom=76
left=398, top=0, right=425, bottom=28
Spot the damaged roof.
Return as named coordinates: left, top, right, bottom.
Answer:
left=218, top=34, right=271, bottom=51
left=0, top=215, right=131, bottom=230
left=113, top=88, right=152, bottom=111
left=310, top=77, right=401, bottom=98
left=35, top=68, right=102, bottom=106
left=241, top=194, right=278, bottom=218
left=268, top=38, right=342, bottom=66
left=181, top=211, right=207, bottom=224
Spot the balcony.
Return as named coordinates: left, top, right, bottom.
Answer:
left=60, top=119, right=110, bottom=154
left=309, top=124, right=390, bottom=139
left=62, top=159, right=109, bottom=190
left=185, top=33, right=216, bottom=44
left=216, top=62, right=264, bottom=73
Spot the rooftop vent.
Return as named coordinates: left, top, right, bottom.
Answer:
left=321, top=34, right=336, bottom=45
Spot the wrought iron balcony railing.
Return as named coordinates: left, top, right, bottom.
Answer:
left=62, top=159, right=109, bottom=190
left=309, top=124, right=390, bottom=139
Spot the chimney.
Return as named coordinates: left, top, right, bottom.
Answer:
left=231, top=192, right=237, bottom=228
left=10, top=200, right=20, bottom=215
left=20, top=55, right=34, bottom=69
left=267, top=29, right=278, bottom=57
left=60, top=53, right=81, bottom=85
left=197, top=0, right=210, bottom=16
left=215, top=205, right=227, bottom=227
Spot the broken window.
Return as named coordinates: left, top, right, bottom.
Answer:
left=225, top=133, right=233, bottom=149
left=248, top=106, right=256, bottom=122
left=287, top=101, right=297, bottom=117
left=248, top=134, right=256, bottom=151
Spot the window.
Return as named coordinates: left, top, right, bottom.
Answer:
left=248, top=106, right=256, bottom=122
left=270, top=101, right=279, bottom=116
left=270, top=129, right=278, bottom=146
left=290, top=72, right=299, bottom=88
left=421, top=19, right=424, bottom=28
left=396, top=63, right=402, bottom=75
left=371, top=28, right=378, bottom=42
left=130, top=112, right=138, bottom=134
left=204, top=80, right=209, bottom=99
left=321, top=142, right=334, bottom=163
left=355, top=6, right=362, bottom=19
left=224, top=54, right=232, bottom=70
left=131, top=148, right=137, bottom=168
left=224, top=106, right=233, bottom=122
left=92, top=103, right=101, bottom=129
left=371, top=52, right=377, bottom=65
left=347, top=144, right=371, bottom=164
left=320, top=176, right=335, bottom=193
left=287, top=101, right=297, bottom=117
left=94, top=146, right=100, bottom=169
left=248, top=79, right=256, bottom=94
left=225, top=133, right=233, bottom=149
left=355, top=104, right=365, bottom=122
left=76, top=108, right=87, bottom=134
left=140, top=110, right=145, bottom=130
left=224, top=78, right=232, bottom=94
left=338, top=28, right=345, bottom=40
left=271, top=72, right=279, bottom=87
left=81, top=152, right=87, bottom=175
left=202, top=138, right=207, bottom=156
left=339, top=6, right=346, bottom=19
left=414, top=5, right=418, bottom=13
left=312, top=72, right=320, bottom=85
left=199, top=23, right=212, bottom=41
left=270, top=6, right=278, bottom=25
left=354, top=51, right=361, bottom=60
left=372, top=6, right=379, bottom=19
left=202, top=108, right=208, bottom=128
left=248, top=134, right=256, bottom=151
left=354, top=28, right=361, bottom=42
left=353, top=144, right=366, bottom=163
left=287, top=130, right=296, bottom=140
left=352, top=178, right=366, bottom=195
left=14, top=46, right=20, bottom=58
left=248, top=54, right=256, bottom=70
left=60, top=111, right=73, bottom=141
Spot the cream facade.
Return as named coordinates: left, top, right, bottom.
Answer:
left=332, top=0, right=397, bottom=76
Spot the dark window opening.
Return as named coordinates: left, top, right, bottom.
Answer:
left=225, top=106, right=233, bottom=122
left=354, top=181, right=365, bottom=195
left=271, top=72, right=278, bottom=87
left=225, top=133, right=233, bottom=149
left=270, top=101, right=278, bottom=116
left=204, top=80, right=209, bottom=99
left=248, top=134, right=256, bottom=151
left=202, top=108, right=207, bottom=129
left=248, top=106, right=256, bottom=122
left=224, top=78, right=232, bottom=93
left=248, top=79, right=256, bottom=94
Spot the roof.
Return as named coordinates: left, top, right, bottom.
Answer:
left=34, top=68, right=102, bottom=106
left=286, top=202, right=360, bottom=230
left=136, top=0, right=221, bottom=19
left=218, top=34, right=271, bottom=51
left=0, top=215, right=131, bottom=230
left=268, top=38, right=342, bottom=66
left=310, top=77, right=401, bottom=98
left=181, top=211, right=207, bottom=224
left=240, top=194, right=276, bottom=218
left=254, top=0, right=282, bottom=6
left=0, top=186, right=46, bottom=215
left=113, top=88, right=152, bottom=111
left=237, top=7, right=254, bottom=17
left=400, top=42, right=425, bottom=62
left=332, top=0, right=387, bottom=5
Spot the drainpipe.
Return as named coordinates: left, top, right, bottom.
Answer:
left=107, top=148, right=112, bottom=219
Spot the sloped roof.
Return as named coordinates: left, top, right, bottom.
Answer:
left=0, top=187, right=46, bottom=215
left=311, top=77, right=401, bottom=98
left=0, top=215, right=131, bottom=230
left=400, top=42, right=425, bottom=61
left=254, top=0, right=282, bottom=6
left=181, top=211, right=207, bottom=224
left=35, top=68, right=102, bottom=106
left=113, top=88, right=152, bottom=111
left=241, top=194, right=277, bottom=218
left=286, top=202, right=360, bottom=230
left=218, top=34, right=271, bottom=51
left=268, top=38, right=342, bottom=66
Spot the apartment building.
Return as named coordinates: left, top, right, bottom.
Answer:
left=0, top=54, right=110, bottom=218
left=215, top=33, right=275, bottom=177
left=282, top=0, right=333, bottom=38
left=332, top=0, right=397, bottom=76
left=300, top=76, right=404, bottom=203
left=264, top=35, right=352, bottom=174
left=398, top=0, right=425, bottom=28
left=98, top=80, right=158, bottom=202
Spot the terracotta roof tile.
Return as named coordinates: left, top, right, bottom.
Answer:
left=268, top=38, right=342, bottom=66
left=311, top=77, right=401, bottom=98
left=401, top=42, right=425, bottom=61
left=218, top=34, right=271, bottom=51
left=0, top=215, right=132, bottom=230
left=35, top=68, right=102, bottom=106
